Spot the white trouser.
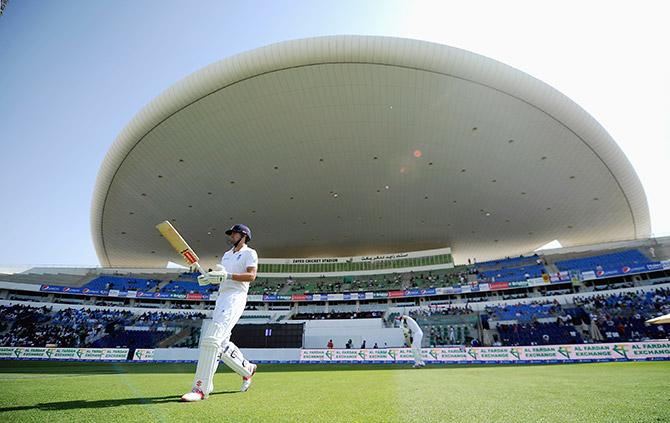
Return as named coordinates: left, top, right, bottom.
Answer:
left=411, top=328, right=424, bottom=365
left=191, top=289, right=254, bottom=395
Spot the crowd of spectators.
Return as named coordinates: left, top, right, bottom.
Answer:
left=104, top=279, right=160, bottom=292
left=0, top=305, right=205, bottom=348
left=399, top=288, right=670, bottom=347
left=484, top=299, right=563, bottom=321
left=480, top=289, right=670, bottom=345
left=409, top=304, right=474, bottom=317
left=1, top=285, right=667, bottom=349
left=327, top=338, right=387, bottom=349
left=570, top=288, right=669, bottom=342
left=292, top=311, right=383, bottom=320
left=227, top=254, right=552, bottom=295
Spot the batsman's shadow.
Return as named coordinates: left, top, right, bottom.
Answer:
left=0, top=390, right=239, bottom=413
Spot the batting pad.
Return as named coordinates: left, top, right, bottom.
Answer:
left=192, top=321, right=228, bottom=396
left=411, top=331, right=424, bottom=364
left=220, top=341, right=254, bottom=377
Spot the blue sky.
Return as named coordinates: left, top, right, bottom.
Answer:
left=1, top=0, right=668, bottom=266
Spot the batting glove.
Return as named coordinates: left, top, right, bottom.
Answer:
left=197, top=273, right=212, bottom=286
left=207, top=264, right=228, bottom=284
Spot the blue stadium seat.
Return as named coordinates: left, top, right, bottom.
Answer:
left=555, top=249, right=651, bottom=272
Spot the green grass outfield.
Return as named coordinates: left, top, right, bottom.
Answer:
left=0, top=361, right=668, bottom=422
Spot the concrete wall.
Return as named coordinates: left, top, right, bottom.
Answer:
left=300, top=318, right=404, bottom=348
left=152, top=348, right=300, bottom=362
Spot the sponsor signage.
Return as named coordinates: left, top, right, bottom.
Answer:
left=133, top=349, right=156, bottom=361
left=299, top=341, right=670, bottom=363
left=489, top=282, right=509, bottom=290
left=0, top=347, right=129, bottom=361
left=292, top=294, right=309, bottom=301
left=580, top=261, right=670, bottom=280
left=290, top=258, right=343, bottom=264
left=186, top=293, right=204, bottom=300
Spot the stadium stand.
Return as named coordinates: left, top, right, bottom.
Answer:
left=160, top=280, right=218, bottom=295
left=485, top=302, right=562, bottom=322
left=472, top=254, right=542, bottom=270
left=83, top=275, right=161, bottom=292
left=573, top=288, right=669, bottom=342
left=0, top=306, right=205, bottom=348
left=292, top=311, right=384, bottom=320
left=1, top=240, right=668, bottom=351
left=3, top=247, right=662, bottom=297
left=3, top=282, right=665, bottom=350
left=554, top=249, right=651, bottom=272
left=496, top=322, right=583, bottom=346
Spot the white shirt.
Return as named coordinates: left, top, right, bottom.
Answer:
left=219, top=245, right=258, bottom=294
left=402, top=315, right=422, bottom=335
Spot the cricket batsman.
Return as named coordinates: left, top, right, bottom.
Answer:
left=399, top=314, right=425, bottom=368
left=181, top=224, right=258, bottom=402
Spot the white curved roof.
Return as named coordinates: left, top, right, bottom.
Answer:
left=91, top=35, right=650, bottom=268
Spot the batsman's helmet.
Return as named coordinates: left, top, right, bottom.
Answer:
left=225, top=224, right=252, bottom=242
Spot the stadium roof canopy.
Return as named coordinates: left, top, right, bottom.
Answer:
left=91, top=36, right=650, bottom=268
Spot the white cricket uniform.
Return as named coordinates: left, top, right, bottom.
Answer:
left=191, top=245, right=258, bottom=395
left=213, top=245, right=258, bottom=323
left=448, top=326, right=456, bottom=344
left=402, top=316, right=424, bottom=365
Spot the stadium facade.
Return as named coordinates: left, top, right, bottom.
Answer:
left=90, top=36, right=650, bottom=269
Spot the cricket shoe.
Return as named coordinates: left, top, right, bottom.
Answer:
left=180, top=389, right=205, bottom=402
left=412, top=363, right=426, bottom=368
left=240, top=363, right=257, bottom=392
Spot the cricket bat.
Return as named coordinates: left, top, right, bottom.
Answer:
left=646, top=313, right=670, bottom=324
left=155, top=220, right=208, bottom=276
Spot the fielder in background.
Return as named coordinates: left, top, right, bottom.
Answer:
left=181, top=224, right=259, bottom=402
left=399, top=315, right=426, bottom=368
